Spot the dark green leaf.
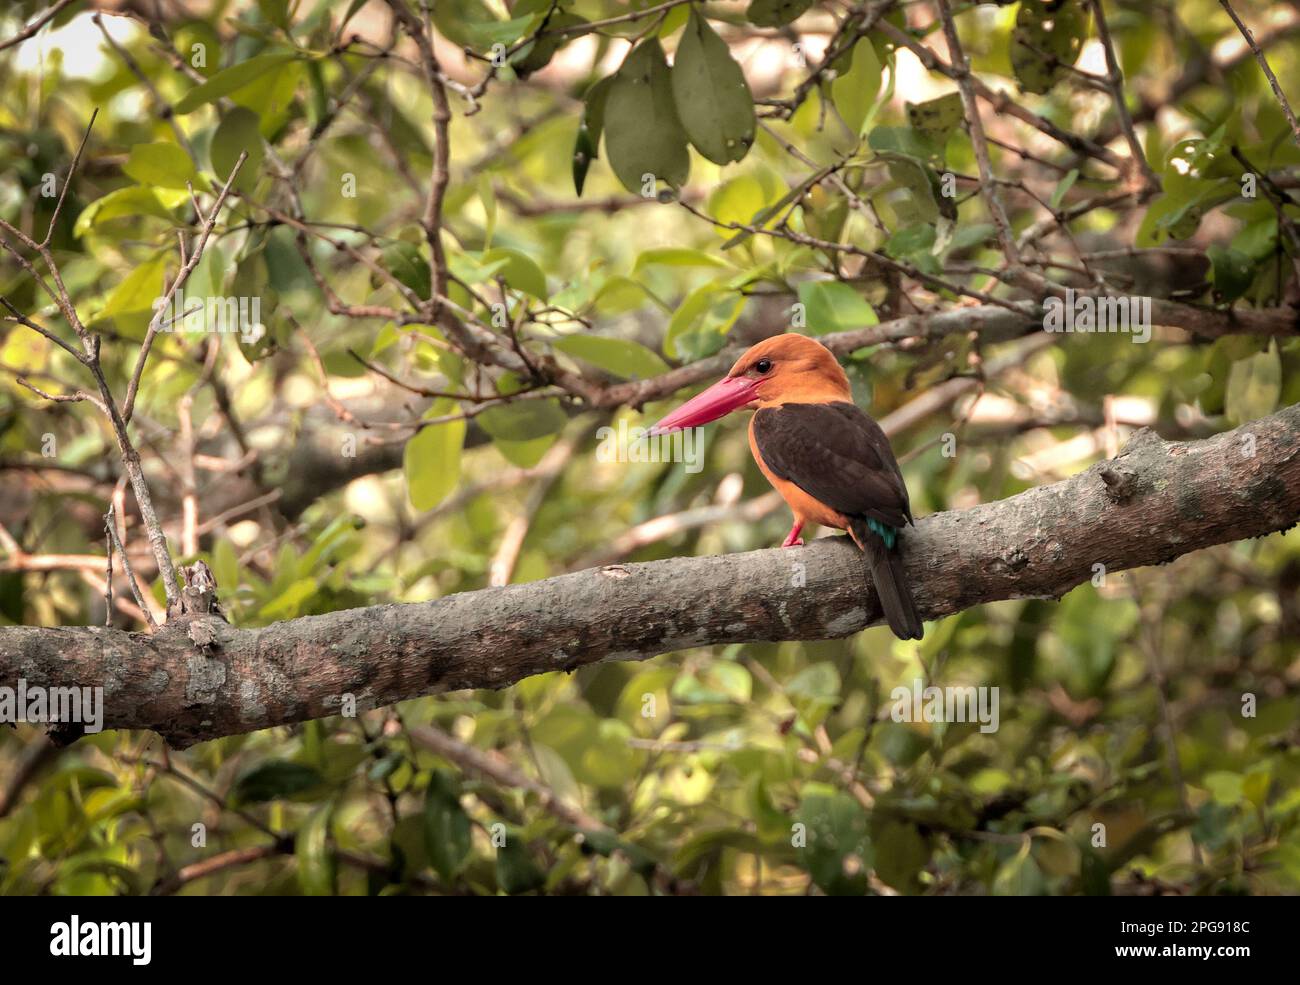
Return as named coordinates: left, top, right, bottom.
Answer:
left=382, top=241, right=431, bottom=300
left=210, top=106, right=264, bottom=193
left=671, top=10, right=755, bottom=165
left=232, top=760, right=326, bottom=804
left=604, top=39, right=690, bottom=193
left=747, top=0, right=815, bottom=28
left=496, top=827, right=545, bottom=894
left=1011, top=1, right=1089, bottom=95
left=423, top=770, right=472, bottom=881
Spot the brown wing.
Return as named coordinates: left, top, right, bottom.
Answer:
left=751, top=401, right=913, bottom=528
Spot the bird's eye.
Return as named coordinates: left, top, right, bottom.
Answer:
left=755, top=358, right=772, bottom=374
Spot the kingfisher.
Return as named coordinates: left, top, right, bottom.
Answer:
left=651, top=333, right=924, bottom=640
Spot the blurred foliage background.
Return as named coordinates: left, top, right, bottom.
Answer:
left=1, top=0, right=1299, bottom=895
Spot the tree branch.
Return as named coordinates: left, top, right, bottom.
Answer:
left=0, top=0, right=75, bottom=54
left=1219, top=0, right=1300, bottom=148
left=3, top=402, right=1297, bottom=749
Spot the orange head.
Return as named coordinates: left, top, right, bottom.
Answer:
left=651, top=334, right=851, bottom=433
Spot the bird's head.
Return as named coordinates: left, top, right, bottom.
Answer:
left=650, top=333, right=851, bottom=434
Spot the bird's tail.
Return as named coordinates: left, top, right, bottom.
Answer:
left=849, top=519, right=924, bottom=641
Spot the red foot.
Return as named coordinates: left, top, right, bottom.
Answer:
left=781, top=522, right=804, bottom=548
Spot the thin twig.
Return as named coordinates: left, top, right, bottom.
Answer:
left=0, top=0, right=76, bottom=54
left=1089, top=0, right=1160, bottom=194
left=104, top=513, right=113, bottom=627
left=105, top=504, right=157, bottom=630
left=1219, top=0, right=1300, bottom=147
left=122, top=151, right=248, bottom=425
left=935, top=0, right=1019, bottom=266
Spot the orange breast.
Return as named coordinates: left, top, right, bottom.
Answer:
left=747, top=417, right=850, bottom=533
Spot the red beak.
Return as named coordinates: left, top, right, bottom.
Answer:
left=649, top=376, right=759, bottom=435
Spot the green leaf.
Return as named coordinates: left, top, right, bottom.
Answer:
left=434, top=2, right=537, bottom=49
left=720, top=172, right=816, bottom=249
left=747, top=0, right=814, bottom=28
left=478, top=173, right=497, bottom=249
left=481, top=247, right=547, bottom=299
left=992, top=846, right=1047, bottom=895
left=871, top=817, right=928, bottom=893
left=1050, top=168, right=1079, bottom=210
left=97, top=255, right=168, bottom=338
left=799, top=785, right=870, bottom=895
left=886, top=223, right=936, bottom=260
left=210, top=106, right=264, bottom=193
left=494, top=433, right=558, bottom=468
left=592, top=274, right=655, bottom=314
left=496, top=827, right=545, bottom=894
left=257, top=0, right=291, bottom=31
left=946, top=221, right=994, bottom=254
left=709, top=173, right=768, bottom=232
left=573, top=75, right=612, bottom=196
left=173, top=50, right=298, bottom=114
left=1208, top=243, right=1255, bottom=303
left=830, top=37, right=883, bottom=139
left=258, top=577, right=318, bottom=620
left=382, top=240, right=431, bottom=300
left=553, top=335, right=670, bottom=380
left=404, top=399, right=467, bottom=510
left=906, top=92, right=963, bottom=141
left=664, top=283, right=744, bottom=358
left=1232, top=213, right=1278, bottom=260
left=423, top=770, right=472, bottom=880
left=73, top=187, right=188, bottom=237
left=786, top=661, right=841, bottom=726
left=633, top=247, right=728, bottom=271
left=604, top=39, right=690, bottom=193
left=796, top=281, right=877, bottom=335
left=211, top=538, right=240, bottom=596
left=1011, top=0, right=1089, bottom=95
left=1225, top=340, right=1281, bottom=425
left=671, top=10, right=755, bottom=165
left=296, top=804, right=337, bottom=896
left=123, top=142, right=201, bottom=190
left=580, top=720, right=640, bottom=787
left=869, top=126, right=942, bottom=161
left=512, top=12, right=586, bottom=78
left=1203, top=771, right=1245, bottom=806
left=880, top=154, right=941, bottom=224
left=232, top=59, right=303, bottom=136
left=477, top=398, right=568, bottom=441
left=232, top=760, right=326, bottom=804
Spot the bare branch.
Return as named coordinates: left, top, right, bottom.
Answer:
left=1088, top=0, right=1160, bottom=195
left=105, top=504, right=157, bottom=630
left=935, top=0, right=1019, bottom=265
left=0, top=0, right=75, bottom=54
left=1219, top=0, right=1300, bottom=148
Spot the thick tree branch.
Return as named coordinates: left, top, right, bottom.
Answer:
left=3, top=403, right=1297, bottom=749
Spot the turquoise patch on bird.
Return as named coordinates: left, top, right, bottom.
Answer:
left=866, top=518, right=897, bottom=549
